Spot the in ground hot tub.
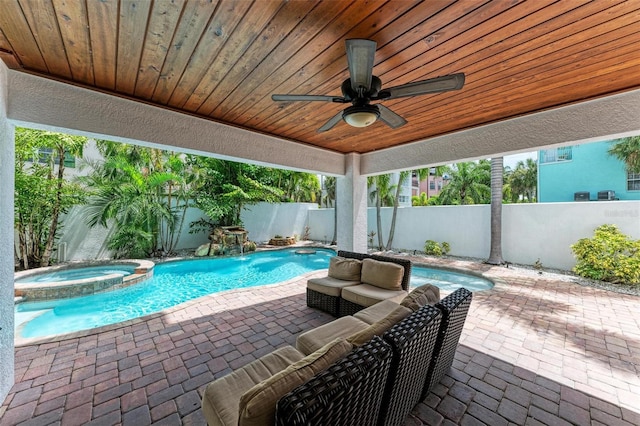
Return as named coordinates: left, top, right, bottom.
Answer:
left=14, top=260, right=154, bottom=301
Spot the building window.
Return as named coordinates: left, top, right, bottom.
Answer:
left=398, top=195, right=409, bottom=203
left=429, top=181, right=435, bottom=190
left=540, top=146, right=572, bottom=163
left=628, top=172, right=640, bottom=191
left=37, top=147, right=76, bottom=168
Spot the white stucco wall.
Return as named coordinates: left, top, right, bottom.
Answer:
left=240, top=202, right=318, bottom=243
left=0, top=63, right=15, bottom=404
left=309, top=201, right=640, bottom=271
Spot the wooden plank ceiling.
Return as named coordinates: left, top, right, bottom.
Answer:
left=1, top=0, right=639, bottom=154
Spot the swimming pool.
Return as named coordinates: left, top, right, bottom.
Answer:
left=16, top=248, right=334, bottom=338
left=411, top=266, right=493, bottom=292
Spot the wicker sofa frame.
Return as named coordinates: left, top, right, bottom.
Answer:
left=276, top=336, right=392, bottom=426
left=423, top=287, right=473, bottom=398
left=274, top=288, right=472, bottom=426
left=306, top=250, right=412, bottom=317
left=377, top=303, right=442, bottom=426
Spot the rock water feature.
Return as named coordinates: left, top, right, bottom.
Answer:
left=195, top=226, right=256, bottom=257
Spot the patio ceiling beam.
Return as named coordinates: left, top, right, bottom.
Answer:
left=4, top=69, right=345, bottom=176
left=361, top=88, right=640, bottom=176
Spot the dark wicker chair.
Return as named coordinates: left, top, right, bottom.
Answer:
left=337, top=250, right=412, bottom=317
left=305, top=250, right=412, bottom=317
left=378, top=304, right=442, bottom=426
left=422, top=287, right=473, bottom=398
left=276, top=336, right=393, bottom=426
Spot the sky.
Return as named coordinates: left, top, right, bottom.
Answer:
left=503, top=151, right=536, bottom=169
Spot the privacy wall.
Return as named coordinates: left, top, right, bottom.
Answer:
left=41, top=200, right=640, bottom=271
left=309, top=201, right=640, bottom=271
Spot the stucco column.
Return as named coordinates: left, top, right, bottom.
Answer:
left=0, top=62, right=15, bottom=403
left=337, top=153, right=367, bottom=252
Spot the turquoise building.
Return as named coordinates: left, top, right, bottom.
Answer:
left=538, top=140, right=640, bottom=202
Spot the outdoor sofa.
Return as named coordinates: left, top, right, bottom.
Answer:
left=201, top=286, right=473, bottom=426
left=306, top=250, right=413, bottom=317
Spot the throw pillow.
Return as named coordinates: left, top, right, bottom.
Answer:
left=347, top=306, right=412, bottom=346
left=360, top=258, right=404, bottom=290
left=327, top=256, right=362, bottom=281
left=401, top=284, right=441, bottom=311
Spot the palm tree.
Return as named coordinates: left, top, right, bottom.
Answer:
left=486, top=157, right=505, bottom=265
left=322, top=176, right=337, bottom=245
left=436, top=161, right=491, bottom=205
left=367, top=174, right=394, bottom=250
left=425, top=165, right=448, bottom=199
left=84, top=146, right=180, bottom=258
left=609, top=136, right=640, bottom=173
left=385, top=169, right=430, bottom=250
left=508, top=158, right=537, bottom=202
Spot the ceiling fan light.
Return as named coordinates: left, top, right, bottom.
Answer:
left=343, top=105, right=380, bottom=128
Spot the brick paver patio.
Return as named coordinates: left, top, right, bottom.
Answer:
left=2, top=256, right=639, bottom=425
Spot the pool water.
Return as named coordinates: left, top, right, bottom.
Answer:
left=411, top=266, right=493, bottom=292
left=16, top=248, right=334, bottom=338
left=15, top=265, right=136, bottom=284
left=15, top=250, right=493, bottom=339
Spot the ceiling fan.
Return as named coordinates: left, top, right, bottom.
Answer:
left=272, top=39, right=465, bottom=132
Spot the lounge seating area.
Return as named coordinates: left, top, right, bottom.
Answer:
left=201, top=283, right=473, bottom=426
left=306, top=250, right=414, bottom=317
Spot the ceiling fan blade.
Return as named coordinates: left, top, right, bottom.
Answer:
left=346, top=39, right=376, bottom=92
left=272, top=94, right=347, bottom=103
left=376, top=73, right=465, bottom=100
left=317, top=111, right=344, bottom=133
left=377, top=104, right=407, bottom=129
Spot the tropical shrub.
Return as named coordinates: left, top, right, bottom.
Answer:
left=571, top=224, right=640, bottom=285
left=424, top=240, right=450, bottom=256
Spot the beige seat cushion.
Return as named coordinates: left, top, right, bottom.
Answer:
left=360, top=258, right=405, bottom=290
left=354, top=299, right=411, bottom=325
left=401, top=284, right=441, bottom=311
left=296, top=316, right=369, bottom=355
left=307, top=276, right=361, bottom=297
left=328, top=256, right=362, bottom=281
left=348, top=305, right=413, bottom=346
left=239, top=339, right=352, bottom=426
left=202, top=345, right=305, bottom=426
left=341, top=283, right=408, bottom=308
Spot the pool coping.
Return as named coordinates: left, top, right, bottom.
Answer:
left=13, top=257, right=502, bottom=347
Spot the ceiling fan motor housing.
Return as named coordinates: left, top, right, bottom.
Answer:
left=341, top=76, right=382, bottom=102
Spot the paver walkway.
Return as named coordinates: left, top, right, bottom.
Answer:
left=1, top=256, right=639, bottom=425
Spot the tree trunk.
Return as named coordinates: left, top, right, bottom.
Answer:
left=487, top=157, right=505, bottom=265
left=386, top=180, right=403, bottom=250
left=40, top=146, right=65, bottom=266
left=331, top=200, right=337, bottom=245
left=376, top=193, right=384, bottom=250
